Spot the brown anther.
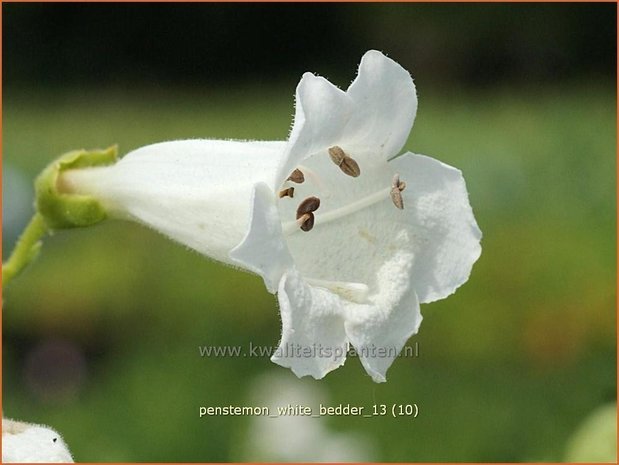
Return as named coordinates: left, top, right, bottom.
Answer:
left=340, top=157, right=361, bottom=177
left=296, top=196, right=321, bottom=217
left=328, top=146, right=361, bottom=177
left=278, top=187, right=295, bottom=199
left=392, top=173, right=406, bottom=191
left=392, top=174, right=400, bottom=189
left=328, top=146, right=346, bottom=165
left=296, top=196, right=320, bottom=232
left=287, top=169, right=305, bottom=183
left=297, top=212, right=315, bottom=232
left=390, top=173, right=406, bottom=210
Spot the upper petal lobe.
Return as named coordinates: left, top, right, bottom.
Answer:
left=345, top=50, right=418, bottom=161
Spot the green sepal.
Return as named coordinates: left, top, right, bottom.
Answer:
left=34, top=146, right=118, bottom=229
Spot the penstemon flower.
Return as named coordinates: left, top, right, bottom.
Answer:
left=58, top=50, right=482, bottom=382
left=2, top=419, right=73, bottom=463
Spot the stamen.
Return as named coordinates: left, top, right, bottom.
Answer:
left=278, top=187, right=295, bottom=199
left=296, top=196, right=321, bottom=216
left=328, top=146, right=361, bottom=178
left=328, top=146, right=346, bottom=165
left=296, top=196, right=320, bottom=232
left=305, top=277, right=369, bottom=303
left=390, top=173, right=406, bottom=210
left=297, top=213, right=315, bottom=232
left=340, top=157, right=361, bottom=178
left=287, top=169, right=305, bottom=183
left=390, top=189, right=404, bottom=210
left=282, top=187, right=391, bottom=235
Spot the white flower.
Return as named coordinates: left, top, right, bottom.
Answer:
left=2, top=419, right=74, bottom=463
left=60, top=50, right=481, bottom=382
left=242, top=373, right=376, bottom=461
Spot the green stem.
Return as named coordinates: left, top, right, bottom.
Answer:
left=2, top=212, right=49, bottom=288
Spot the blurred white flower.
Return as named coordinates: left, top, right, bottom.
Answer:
left=2, top=418, right=73, bottom=463
left=60, top=50, right=481, bottom=382
left=564, top=403, right=617, bottom=462
left=240, top=373, right=376, bottom=462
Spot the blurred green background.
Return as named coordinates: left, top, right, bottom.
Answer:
left=3, top=3, right=616, bottom=462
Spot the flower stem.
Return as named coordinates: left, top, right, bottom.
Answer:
left=2, top=212, right=49, bottom=288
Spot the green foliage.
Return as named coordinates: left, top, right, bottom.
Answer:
left=2, top=81, right=615, bottom=461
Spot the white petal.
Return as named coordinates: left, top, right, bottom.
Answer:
left=61, top=139, right=286, bottom=265
left=275, top=51, right=416, bottom=184
left=275, top=73, right=353, bottom=186
left=390, top=152, right=482, bottom=303
left=2, top=421, right=74, bottom=463
left=229, top=183, right=294, bottom=293
left=112, top=139, right=286, bottom=189
left=345, top=50, right=417, bottom=161
left=271, top=269, right=348, bottom=379
left=343, top=235, right=422, bottom=382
